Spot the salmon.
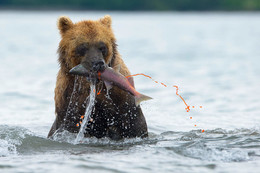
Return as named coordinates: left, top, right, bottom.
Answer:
left=69, top=64, right=152, bottom=106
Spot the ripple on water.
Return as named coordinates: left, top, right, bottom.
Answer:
left=161, top=128, right=260, bottom=162
left=1, top=124, right=260, bottom=164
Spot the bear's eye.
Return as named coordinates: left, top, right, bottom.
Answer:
left=99, top=45, right=107, bottom=57
left=76, top=44, right=88, bottom=57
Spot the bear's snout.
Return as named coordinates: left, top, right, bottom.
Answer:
left=92, top=60, right=106, bottom=72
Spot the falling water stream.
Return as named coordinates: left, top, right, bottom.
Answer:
left=75, top=83, right=96, bottom=143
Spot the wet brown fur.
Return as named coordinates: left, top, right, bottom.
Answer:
left=48, top=16, right=148, bottom=139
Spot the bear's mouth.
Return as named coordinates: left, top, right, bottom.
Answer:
left=69, top=64, right=99, bottom=83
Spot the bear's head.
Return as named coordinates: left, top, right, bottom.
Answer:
left=57, top=15, right=116, bottom=78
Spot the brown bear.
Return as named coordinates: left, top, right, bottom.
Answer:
left=48, top=15, right=148, bottom=140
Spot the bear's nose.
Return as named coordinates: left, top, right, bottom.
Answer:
left=92, top=60, right=105, bottom=72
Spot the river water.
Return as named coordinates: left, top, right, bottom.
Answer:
left=0, top=11, right=260, bottom=173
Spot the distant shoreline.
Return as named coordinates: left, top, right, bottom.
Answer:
left=2, top=0, right=260, bottom=12
left=1, top=7, right=260, bottom=12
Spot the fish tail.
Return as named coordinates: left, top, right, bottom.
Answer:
left=135, top=93, right=153, bottom=106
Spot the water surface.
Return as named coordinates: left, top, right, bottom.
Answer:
left=0, top=11, right=260, bottom=173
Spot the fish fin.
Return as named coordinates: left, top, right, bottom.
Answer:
left=113, top=64, right=121, bottom=73
left=135, top=93, right=153, bottom=106
left=104, top=81, right=113, bottom=92
left=127, top=77, right=135, bottom=88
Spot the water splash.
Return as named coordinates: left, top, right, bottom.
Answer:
left=63, top=76, right=82, bottom=123
left=75, top=83, right=96, bottom=144
left=0, top=125, right=32, bottom=156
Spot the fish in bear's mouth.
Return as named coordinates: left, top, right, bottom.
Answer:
left=69, top=64, right=153, bottom=106
left=69, top=64, right=106, bottom=83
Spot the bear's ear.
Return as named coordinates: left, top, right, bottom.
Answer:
left=57, top=16, right=73, bottom=35
left=100, top=15, right=112, bottom=28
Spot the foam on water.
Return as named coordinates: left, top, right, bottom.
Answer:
left=0, top=125, right=28, bottom=156
left=1, top=123, right=260, bottom=173
left=1, top=124, right=259, bottom=161
left=0, top=139, right=17, bottom=157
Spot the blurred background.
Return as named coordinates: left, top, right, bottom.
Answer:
left=1, top=0, right=260, bottom=11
